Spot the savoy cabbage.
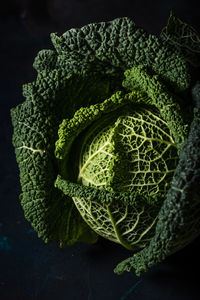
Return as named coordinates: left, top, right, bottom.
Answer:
left=11, top=13, right=200, bottom=276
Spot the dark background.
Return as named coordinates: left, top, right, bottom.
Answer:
left=1, top=1, right=200, bottom=299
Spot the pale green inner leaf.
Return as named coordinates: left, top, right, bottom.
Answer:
left=73, top=106, right=178, bottom=250
left=78, top=107, right=178, bottom=195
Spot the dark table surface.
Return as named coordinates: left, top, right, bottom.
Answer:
left=1, top=1, right=200, bottom=299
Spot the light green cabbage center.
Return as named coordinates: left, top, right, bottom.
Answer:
left=78, top=106, right=178, bottom=197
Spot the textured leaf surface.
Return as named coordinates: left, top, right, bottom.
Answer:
left=54, top=66, right=187, bottom=251
left=11, top=71, right=118, bottom=246
left=114, top=106, right=200, bottom=276
left=55, top=175, right=163, bottom=251
left=79, top=108, right=178, bottom=194
left=51, top=17, right=190, bottom=91
left=54, top=64, right=188, bottom=251
left=161, top=12, right=200, bottom=67
left=11, top=16, right=199, bottom=271
left=123, top=65, right=188, bottom=149
left=73, top=106, right=178, bottom=250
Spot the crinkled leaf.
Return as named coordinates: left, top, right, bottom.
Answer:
left=11, top=70, right=120, bottom=246
left=114, top=104, right=200, bottom=276
left=51, top=17, right=190, bottom=92
left=161, top=12, right=200, bottom=67
left=55, top=67, right=188, bottom=251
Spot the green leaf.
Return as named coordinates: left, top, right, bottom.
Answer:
left=161, top=12, right=200, bottom=67
left=123, top=65, right=189, bottom=149
left=11, top=16, right=197, bottom=271
left=11, top=70, right=117, bottom=246
left=51, top=17, right=190, bottom=91
left=11, top=77, right=98, bottom=246
left=114, top=107, right=200, bottom=276
left=192, top=81, right=200, bottom=108
left=71, top=107, right=178, bottom=250
left=54, top=67, right=186, bottom=251
left=55, top=175, right=163, bottom=251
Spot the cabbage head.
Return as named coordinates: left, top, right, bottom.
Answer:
left=11, top=13, right=200, bottom=276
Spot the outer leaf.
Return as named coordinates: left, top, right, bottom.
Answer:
left=51, top=17, right=190, bottom=92
left=11, top=70, right=119, bottom=246
left=192, top=81, right=200, bottom=108
left=161, top=12, right=200, bottom=67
